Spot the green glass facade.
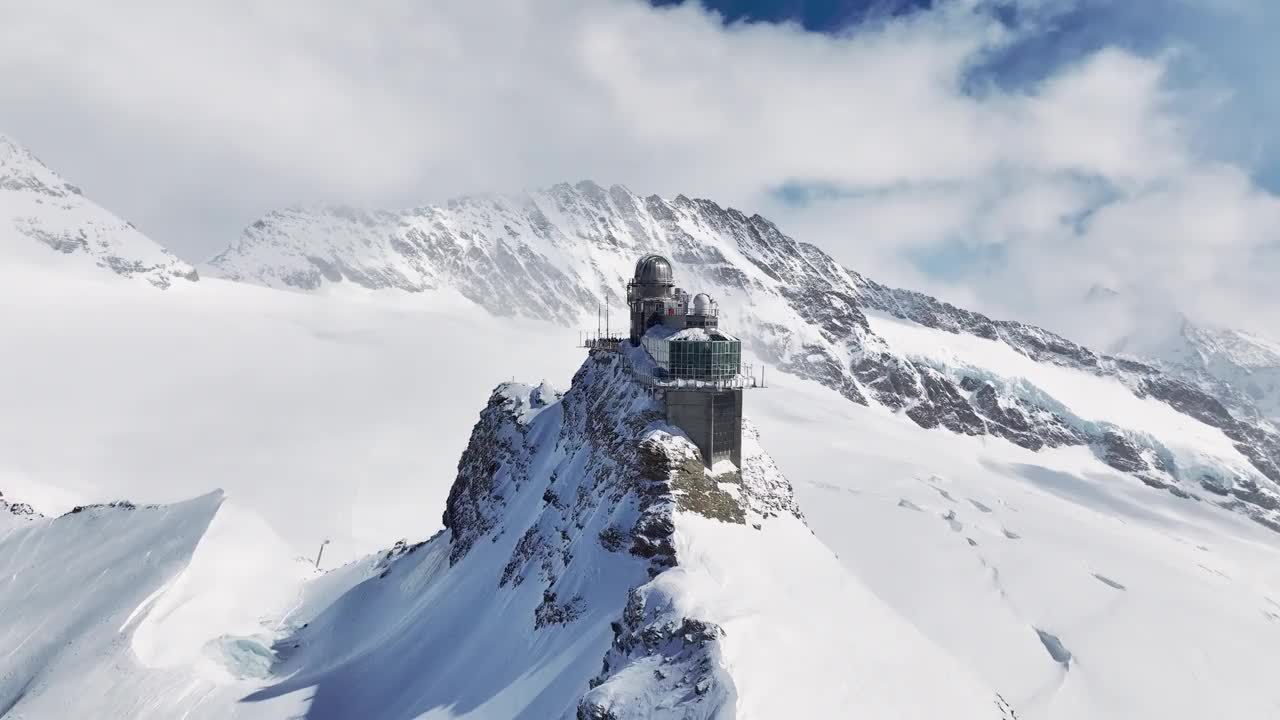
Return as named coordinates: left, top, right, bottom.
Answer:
left=643, top=332, right=742, bottom=381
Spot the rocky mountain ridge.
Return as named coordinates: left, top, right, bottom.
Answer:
left=242, top=349, right=1011, bottom=718
left=206, top=181, right=1280, bottom=532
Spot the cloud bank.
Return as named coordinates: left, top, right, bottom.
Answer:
left=1, top=0, right=1276, bottom=347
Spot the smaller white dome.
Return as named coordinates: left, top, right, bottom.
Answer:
left=690, top=293, right=715, bottom=315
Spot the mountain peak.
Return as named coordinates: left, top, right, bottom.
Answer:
left=0, top=132, right=82, bottom=199
left=0, top=134, right=198, bottom=288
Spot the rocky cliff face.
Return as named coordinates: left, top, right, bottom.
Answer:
left=0, top=134, right=197, bottom=288
left=440, top=350, right=799, bottom=718
left=207, top=181, right=1280, bottom=533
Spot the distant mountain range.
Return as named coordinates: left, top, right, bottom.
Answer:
left=202, top=178, right=1280, bottom=532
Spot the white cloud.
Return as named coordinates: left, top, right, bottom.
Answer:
left=0, top=0, right=1276, bottom=345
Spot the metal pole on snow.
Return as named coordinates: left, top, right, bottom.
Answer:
left=314, top=539, right=330, bottom=570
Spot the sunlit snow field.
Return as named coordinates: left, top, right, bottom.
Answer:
left=751, top=368, right=1280, bottom=719
left=4, top=258, right=1280, bottom=719
left=1, top=260, right=582, bottom=563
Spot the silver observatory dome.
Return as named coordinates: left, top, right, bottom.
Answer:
left=633, top=254, right=674, bottom=287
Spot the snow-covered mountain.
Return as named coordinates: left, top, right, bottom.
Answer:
left=0, top=133, right=197, bottom=287
left=8, top=159, right=1280, bottom=718
left=1113, top=317, right=1280, bottom=423
left=1078, top=287, right=1280, bottom=423
left=206, top=182, right=1280, bottom=533
left=0, top=351, right=1015, bottom=719
left=246, top=352, right=1012, bottom=719
left=1181, top=325, right=1280, bottom=417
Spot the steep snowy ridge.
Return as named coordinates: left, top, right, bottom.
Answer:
left=0, top=493, right=223, bottom=716
left=207, top=182, right=1280, bottom=532
left=1122, top=320, right=1280, bottom=423
left=1084, top=288, right=1280, bottom=423
left=237, top=350, right=1011, bottom=719
left=1182, top=325, right=1280, bottom=421
left=0, top=134, right=196, bottom=287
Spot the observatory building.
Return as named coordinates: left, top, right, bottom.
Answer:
left=626, top=254, right=747, bottom=469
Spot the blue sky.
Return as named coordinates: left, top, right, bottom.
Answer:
left=654, top=0, right=1278, bottom=192
left=647, top=0, right=1280, bottom=326
left=650, top=0, right=935, bottom=30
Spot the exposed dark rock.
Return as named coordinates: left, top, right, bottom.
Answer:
left=1230, top=479, right=1280, bottom=511
left=906, top=367, right=985, bottom=436
left=581, top=588, right=732, bottom=719
left=1095, top=431, right=1151, bottom=474
left=65, top=500, right=151, bottom=515
left=500, top=526, right=543, bottom=588
left=534, top=590, right=584, bottom=628
left=852, top=352, right=921, bottom=410
left=654, top=442, right=745, bottom=524
left=0, top=490, right=40, bottom=519
left=597, top=526, right=627, bottom=553
left=1139, top=377, right=1234, bottom=428
left=443, top=385, right=532, bottom=565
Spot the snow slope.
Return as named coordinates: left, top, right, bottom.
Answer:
left=234, top=352, right=1008, bottom=719
left=0, top=258, right=582, bottom=563
left=868, top=310, right=1262, bottom=489
left=1, top=351, right=1012, bottom=720
left=0, top=134, right=197, bottom=288
left=0, top=489, right=364, bottom=720
left=0, top=493, right=223, bottom=716
left=750, top=367, right=1280, bottom=720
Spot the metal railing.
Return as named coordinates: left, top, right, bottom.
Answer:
left=628, top=370, right=761, bottom=391
left=581, top=335, right=626, bottom=352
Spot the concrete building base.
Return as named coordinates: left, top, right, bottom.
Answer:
left=664, top=388, right=743, bottom=468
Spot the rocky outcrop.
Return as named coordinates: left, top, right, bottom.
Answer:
left=442, top=383, right=537, bottom=565
left=0, top=490, right=39, bottom=520
left=439, top=349, right=817, bottom=716
left=579, top=588, right=733, bottom=720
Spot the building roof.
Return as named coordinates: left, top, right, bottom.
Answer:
left=646, top=325, right=739, bottom=343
